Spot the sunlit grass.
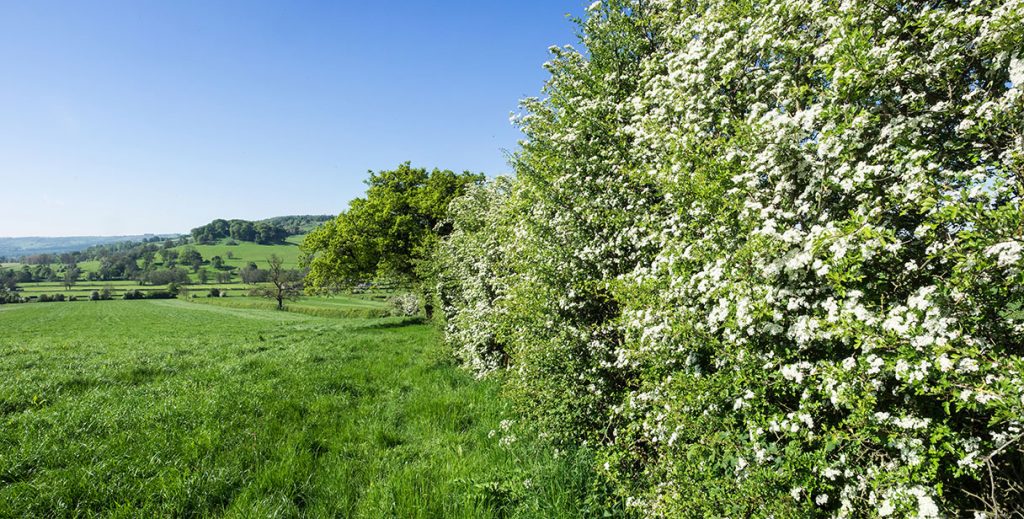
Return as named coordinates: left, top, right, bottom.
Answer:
left=0, top=301, right=619, bottom=517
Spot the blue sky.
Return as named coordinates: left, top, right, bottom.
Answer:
left=0, top=1, right=586, bottom=237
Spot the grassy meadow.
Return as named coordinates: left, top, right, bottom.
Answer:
left=0, top=300, right=616, bottom=517
left=168, top=236, right=306, bottom=270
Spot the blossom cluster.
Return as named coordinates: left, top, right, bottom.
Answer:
left=438, top=0, right=1023, bottom=516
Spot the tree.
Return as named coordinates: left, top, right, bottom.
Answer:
left=191, top=219, right=230, bottom=244
left=143, top=267, right=190, bottom=286
left=210, top=256, right=225, bottom=269
left=0, top=269, right=17, bottom=292
left=301, top=162, right=484, bottom=296
left=180, top=247, right=203, bottom=272
left=63, top=265, right=80, bottom=291
left=141, top=250, right=156, bottom=270
left=228, top=220, right=256, bottom=242
left=0, top=269, right=18, bottom=303
left=33, top=264, right=56, bottom=282
left=197, top=269, right=209, bottom=284
left=160, top=248, right=178, bottom=267
left=253, top=222, right=288, bottom=244
left=255, top=254, right=303, bottom=310
left=239, top=262, right=265, bottom=284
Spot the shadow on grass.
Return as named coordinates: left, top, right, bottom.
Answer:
left=357, top=317, right=427, bottom=330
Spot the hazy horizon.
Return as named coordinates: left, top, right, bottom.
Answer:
left=0, top=0, right=585, bottom=237
left=0, top=212, right=327, bottom=239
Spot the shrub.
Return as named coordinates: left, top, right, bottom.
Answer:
left=37, top=294, right=52, bottom=303
left=52, top=294, right=65, bottom=302
left=90, top=291, right=100, bottom=301
left=208, top=288, right=220, bottom=298
left=441, top=1, right=1024, bottom=516
left=143, top=267, right=190, bottom=286
left=123, top=289, right=144, bottom=300
left=145, top=290, right=175, bottom=300
left=435, top=177, right=514, bottom=376
left=388, top=293, right=421, bottom=317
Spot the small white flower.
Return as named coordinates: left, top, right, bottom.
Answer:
left=913, top=489, right=939, bottom=518
left=1010, top=56, right=1024, bottom=88
left=985, top=241, right=1022, bottom=268
left=878, top=499, right=894, bottom=516
left=735, top=457, right=748, bottom=473
left=790, top=487, right=803, bottom=501
left=815, top=493, right=829, bottom=506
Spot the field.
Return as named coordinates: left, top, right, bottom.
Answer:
left=0, top=300, right=613, bottom=517
left=5, top=236, right=309, bottom=299
left=168, top=236, right=305, bottom=270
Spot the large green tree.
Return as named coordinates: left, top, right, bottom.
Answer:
left=301, top=163, right=483, bottom=296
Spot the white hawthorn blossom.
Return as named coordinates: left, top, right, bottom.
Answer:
left=439, top=0, right=1024, bottom=516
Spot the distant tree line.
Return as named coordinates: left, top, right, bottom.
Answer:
left=190, top=219, right=289, bottom=245
left=257, top=215, right=332, bottom=234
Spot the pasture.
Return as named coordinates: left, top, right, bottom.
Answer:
left=0, top=300, right=611, bottom=517
left=168, top=236, right=305, bottom=270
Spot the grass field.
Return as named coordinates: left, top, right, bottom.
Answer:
left=170, top=236, right=305, bottom=270
left=6, top=235, right=310, bottom=298
left=3, top=236, right=302, bottom=282
left=0, top=301, right=616, bottom=517
left=188, top=295, right=393, bottom=319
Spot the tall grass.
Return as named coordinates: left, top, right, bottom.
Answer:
left=0, top=301, right=623, bottom=517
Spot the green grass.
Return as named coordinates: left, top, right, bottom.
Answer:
left=0, top=301, right=616, bottom=517
left=189, top=294, right=393, bottom=319
left=170, top=236, right=305, bottom=271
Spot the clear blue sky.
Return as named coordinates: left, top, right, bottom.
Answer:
left=0, top=1, right=586, bottom=237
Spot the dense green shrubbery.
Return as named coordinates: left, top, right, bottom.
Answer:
left=145, top=290, right=176, bottom=299
left=435, top=178, right=514, bottom=376
left=439, top=1, right=1023, bottom=516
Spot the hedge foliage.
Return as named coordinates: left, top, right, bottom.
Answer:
left=437, top=1, right=1024, bottom=516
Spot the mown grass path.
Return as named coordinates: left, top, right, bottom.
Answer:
left=0, top=301, right=607, bottom=517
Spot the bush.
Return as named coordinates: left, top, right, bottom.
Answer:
left=52, top=294, right=65, bottom=302
left=37, top=294, right=52, bottom=303
left=143, top=267, right=190, bottom=286
left=208, top=288, right=220, bottom=298
left=388, top=293, right=421, bottom=317
left=440, top=2, right=1024, bottom=517
left=123, top=289, right=144, bottom=300
left=145, top=290, right=175, bottom=300
left=90, top=291, right=100, bottom=301
left=435, top=178, right=513, bottom=376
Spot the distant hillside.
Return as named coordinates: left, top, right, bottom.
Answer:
left=190, top=215, right=332, bottom=245
left=0, top=215, right=329, bottom=261
left=0, top=235, right=176, bottom=260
